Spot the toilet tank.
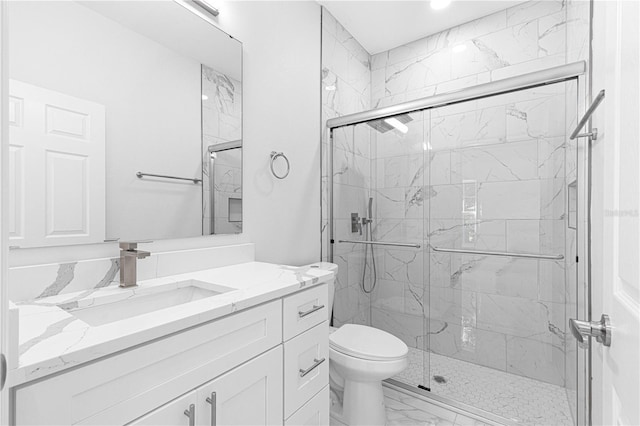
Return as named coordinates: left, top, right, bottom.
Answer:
left=307, top=262, right=338, bottom=323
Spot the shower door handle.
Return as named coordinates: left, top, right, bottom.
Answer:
left=569, top=314, right=611, bottom=347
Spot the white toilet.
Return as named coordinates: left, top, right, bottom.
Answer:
left=310, top=262, right=408, bottom=426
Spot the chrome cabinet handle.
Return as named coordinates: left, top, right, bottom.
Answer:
left=299, top=357, right=326, bottom=377
left=298, top=304, right=324, bottom=318
left=206, top=392, right=217, bottom=426
left=183, top=403, right=195, bottom=426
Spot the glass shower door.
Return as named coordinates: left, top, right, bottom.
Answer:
left=425, top=80, right=579, bottom=425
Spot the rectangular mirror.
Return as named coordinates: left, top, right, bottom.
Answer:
left=7, top=0, right=242, bottom=249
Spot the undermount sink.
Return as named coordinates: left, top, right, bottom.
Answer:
left=58, top=280, right=234, bottom=327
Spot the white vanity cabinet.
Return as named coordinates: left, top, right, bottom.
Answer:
left=12, top=284, right=330, bottom=426
left=131, top=347, right=283, bottom=426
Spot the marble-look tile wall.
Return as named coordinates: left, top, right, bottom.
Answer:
left=202, top=65, right=243, bottom=235
left=321, top=8, right=374, bottom=326
left=363, top=0, right=579, bottom=388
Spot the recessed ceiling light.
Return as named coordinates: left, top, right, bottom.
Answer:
left=431, top=0, right=452, bottom=10
left=202, top=95, right=209, bottom=100
left=384, top=117, right=409, bottom=134
left=452, top=44, right=467, bottom=53
left=325, top=85, right=337, bottom=91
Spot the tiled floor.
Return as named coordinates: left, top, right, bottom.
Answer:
left=394, top=347, right=573, bottom=426
left=330, top=386, right=492, bottom=426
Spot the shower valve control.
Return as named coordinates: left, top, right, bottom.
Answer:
left=351, top=213, right=362, bottom=234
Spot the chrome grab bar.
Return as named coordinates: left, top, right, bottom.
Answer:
left=432, top=247, right=564, bottom=260
left=299, top=358, right=326, bottom=377
left=570, top=89, right=605, bottom=140
left=338, top=240, right=421, bottom=249
left=136, top=172, right=202, bottom=184
left=298, top=305, right=324, bottom=318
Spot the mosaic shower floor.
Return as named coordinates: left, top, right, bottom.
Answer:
left=393, top=347, right=573, bottom=426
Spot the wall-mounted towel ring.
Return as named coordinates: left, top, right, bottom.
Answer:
left=270, top=151, right=290, bottom=179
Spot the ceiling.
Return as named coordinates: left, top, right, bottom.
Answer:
left=318, top=1, right=526, bottom=55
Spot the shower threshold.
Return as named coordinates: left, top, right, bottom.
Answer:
left=388, top=348, right=573, bottom=426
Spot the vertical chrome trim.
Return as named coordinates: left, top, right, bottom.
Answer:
left=328, top=129, right=334, bottom=262
left=209, top=153, right=215, bottom=234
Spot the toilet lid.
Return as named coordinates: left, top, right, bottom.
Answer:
left=329, top=324, right=408, bottom=361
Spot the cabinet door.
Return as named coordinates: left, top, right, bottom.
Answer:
left=197, top=346, right=283, bottom=426
left=128, top=390, right=197, bottom=426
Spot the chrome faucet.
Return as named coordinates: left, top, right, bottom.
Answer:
left=119, top=242, right=151, bottom=288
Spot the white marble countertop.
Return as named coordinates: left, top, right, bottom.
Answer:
left=9, top=262, right=332, bottom=387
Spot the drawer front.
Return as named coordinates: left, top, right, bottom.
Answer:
left=284, top=321, right=329, bottom=418
left=15, top=300, right=282, bottom=425
left=283, top=284, right=328, bottom=341
left=285, top=386, right=329, bottom=426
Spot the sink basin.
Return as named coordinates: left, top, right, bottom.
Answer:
left=58, top=280, right=234, bottom=326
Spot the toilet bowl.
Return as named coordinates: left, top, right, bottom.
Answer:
left=308, top=262, right=408, bottom=426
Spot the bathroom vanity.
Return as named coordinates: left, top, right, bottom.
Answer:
left=8, top=262, right=331, bottom=425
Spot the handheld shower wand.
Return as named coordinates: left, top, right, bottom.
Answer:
left=361, top=197, right=377, bottom=294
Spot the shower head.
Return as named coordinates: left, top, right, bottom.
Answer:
left=366, top=113, right=413, bottom=134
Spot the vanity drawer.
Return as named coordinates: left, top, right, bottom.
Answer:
left=285, top=385, right=329, bottom=425
left=14, top=300, right=282, bottom=425
left=283, top=321, right=329, bottom=418
left=283, top=283, right=328, bottom=341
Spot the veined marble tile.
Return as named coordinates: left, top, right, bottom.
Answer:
left=428, top=149, right=451, bottom=186
left=375, top=116, right=425, bottom=158
left=371, top=306, right=425, bottom=348
left=506, top=0, right=565, bottom=27
left=383, top=248, right=424, bottom=284
left=333, top=183, right=368, bottom=220
left=478, top=180, right=541, bottom=220
left=427, top=219, right=464, bottom=250
left=538, top=259, right=566, bottom=303
left=506, top=94, right=566, bottom=141
left=490, top=53, right=565, bottom=82
left=538, top=11, right=567, bottom=57
left=385, top=50, right=452, bottom=95
left=322, top=30, right=349, bottom=82
left=428, top=251, right=452, bottom=288
left=430, top=106, right=506, bottom=151
left=451, top=140, right=538, bottom=183
left=347, top=53, right=370, bottom=95
left=375, top=187, right=406, bottom=219
left=452, top=21, right=539, bottom=79
left=538, top=137, right=566, bottom=179
left=444, top=10, right=507, bottom=46
left=372, top=278, right=405, bottom=313
left=476, top=293, right=565, bottom=341
left=540, top=178, right=566, bottom=220
left=449, top=254, right=538, bottom=299
left=426, top=184, right=463, bottom=220
left=376, top=153, right=424, bottom=189
left=506, top=335, right=565, bottom=386
left=428, top=320, right=508, bottom=371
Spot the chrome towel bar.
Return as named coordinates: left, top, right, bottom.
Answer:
left=136, top=172, right=202, bottom=184
left=338, top=240, right=421, bottom=249
left=432, top=247, right=564, bottom=260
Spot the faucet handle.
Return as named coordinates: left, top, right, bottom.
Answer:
left=119, top=242, right=138, bottom=251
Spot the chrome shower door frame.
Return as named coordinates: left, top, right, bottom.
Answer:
left=326, top=61, right=591, bottom=426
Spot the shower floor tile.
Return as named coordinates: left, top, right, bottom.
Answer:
left=393, top=347, right=573, bottom=426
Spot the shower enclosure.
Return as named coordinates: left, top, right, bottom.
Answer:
left=327, top=62, right=589, bottom=425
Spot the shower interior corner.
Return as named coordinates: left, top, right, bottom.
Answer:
left=326, top=77, right=583, bottom=426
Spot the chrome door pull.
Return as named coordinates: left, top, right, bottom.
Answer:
left=183, top=403, right=195, bottom=426
left=569, top=314, right=611, bottom=347
left=299, top=357, right=326, bottom=377
left=298, top=305, right=324, bottom=318
left=206, top=392, right=217, bottom=426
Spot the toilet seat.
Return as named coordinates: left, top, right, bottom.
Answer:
left=329, top=324, right=408, bottom=362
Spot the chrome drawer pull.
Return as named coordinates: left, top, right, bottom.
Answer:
left=183, top=403, right=195, bottom=426
left=299, top=357, right=326, bottom=377
left=206, top=392, right=217, bottom=426
left=298, top=304, right=324, bottom=318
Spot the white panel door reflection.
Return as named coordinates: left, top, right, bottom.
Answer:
left=9, top=80, right=105, bottom=247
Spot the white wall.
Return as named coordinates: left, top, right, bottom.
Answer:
left=186, top=1, right=322, bottom=266
left=8, top=1, right=203, bottom=242
left=7, top=1, right=322, bottom=267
